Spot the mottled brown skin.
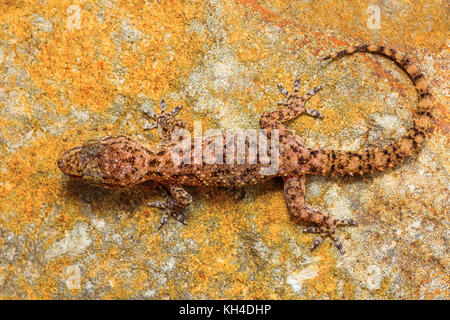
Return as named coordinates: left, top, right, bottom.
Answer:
left=58, top=45, right=434, bottom=253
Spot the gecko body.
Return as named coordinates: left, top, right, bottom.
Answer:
left=58, top=45, right=434, bottom=253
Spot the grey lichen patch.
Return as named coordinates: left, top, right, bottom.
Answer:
left=187, top=19, right=207, bottom=39
left=184, top=47, right=254, bottom=128
left=45, top=222, right=93, bottom=261
left=371, top=113, right=406, bottom=139
left=0, top=111, right=35, bottom=153
left=181, top=0, right=257, bottom=129
left=108, top=94, right=127, bottom=119
left=0, top=240, right=22, bottom=264
left=119, top=18, right=143, bottom=44
left=323, top=185, right=353, bottom=220
left=287, top=264, right=319, bottom=295
left=365, top=265, right=384, bottom=291
left=109, top=17, right=143, bottom=46
left=69, top=106, right=91, bottom=123
left=32, top=14, right=53, bottom=33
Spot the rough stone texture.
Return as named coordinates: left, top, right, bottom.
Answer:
left=0, top=0, right=448, bottom=299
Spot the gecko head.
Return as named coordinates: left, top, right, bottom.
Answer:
left=58, top=146, right=83, bottom=178
left=58, top=136, right=148, bottom=189
left=57, top=142, right=105, bottom=185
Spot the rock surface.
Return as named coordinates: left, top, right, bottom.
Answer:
left=0, top=0, right=448, bottom=299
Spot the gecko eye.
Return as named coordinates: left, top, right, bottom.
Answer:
left=57, top=158, right=64, bottom=170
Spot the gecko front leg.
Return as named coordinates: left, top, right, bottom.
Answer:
left=148, top=184, right=193, bottom=229
left=141, top=96, right=186, bottom=140
left=283, top=175, right=357, bottom=253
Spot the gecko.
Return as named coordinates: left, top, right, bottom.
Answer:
left=57, top=45, right=434, bottom=253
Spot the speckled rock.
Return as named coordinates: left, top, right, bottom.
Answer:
left=0, top=0, right=448, bottom=299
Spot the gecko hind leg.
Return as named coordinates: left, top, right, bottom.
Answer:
left=260, top=76, right=324, bottom=130
left=148, top=184, right=192, bottom=229
left=283, top=175, right=358, bottom=254
left=141, top=96, right=187, bottom=140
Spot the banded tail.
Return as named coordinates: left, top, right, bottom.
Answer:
left=317, top=44, right=434, bottom=176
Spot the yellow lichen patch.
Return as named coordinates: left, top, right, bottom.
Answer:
left=117, top=1, right=206, bottom=99
left=303, top=252, right=339, bottom=298
left=238, top=0, right=446, bottom=50
left=2, top=136, right=62, bottom=231
left=6, top=0, right=206, bottom=116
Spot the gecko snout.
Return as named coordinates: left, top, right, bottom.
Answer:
left=57, top=147, right=84, bottom=177
left=57, top=158, right=64, bottom=171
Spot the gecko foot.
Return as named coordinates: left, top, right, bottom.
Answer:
left=276, top=76, right=324, bottom=119
left=141, top=96, right=186, bottom=140
left=148, top=200, right=188, bottom=229
left=148, top=185, right=190, bottom=229
left=302, top=218, right=358, bottom=254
